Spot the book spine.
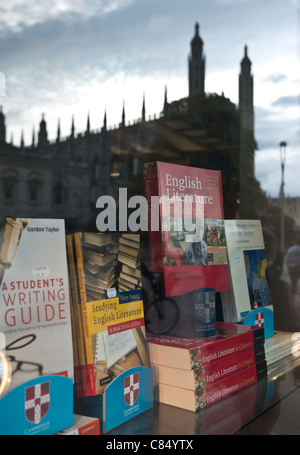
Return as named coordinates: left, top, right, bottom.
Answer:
left=74, top=233, right=97, bottom=396
left=265, top=340, right=292, bottom=357
left=67, top=279, right=81, bottom=397
left=156, top=362, right=266, bottom=412
left=66, top=235, right=89, bottom=397
left=151, top=344, right=265, bottom=390
left=192, top=328, right=265, bottom=369
left=199, top=346, right=265, bottom=388
left=266, top=346, right=292, bottom=365
left=199, top=363, right=263, bottom=410
left=143, top=164, right=164, bottom=272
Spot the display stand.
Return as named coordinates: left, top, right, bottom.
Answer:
left=74, top=366, right=153, bottom=433
left=243, top=307, right=274, bottom=339
left=0, top=375, right=73, bottom=435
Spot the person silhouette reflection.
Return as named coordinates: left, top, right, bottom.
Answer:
left=263, top=228, right=299, bottom=332
left=286, top=236, right=300, bottom=296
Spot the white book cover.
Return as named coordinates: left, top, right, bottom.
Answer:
left=221, top=220, right=273, bottom=322
left=0, top=218, right=74, bottom=394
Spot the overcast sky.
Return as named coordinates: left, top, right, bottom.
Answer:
left=0, top=0, right=299, bottom=197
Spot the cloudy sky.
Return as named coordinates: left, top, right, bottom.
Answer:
left=0, top=0, right=299, bottom=197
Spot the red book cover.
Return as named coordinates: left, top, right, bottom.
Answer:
left=143, top=161, right=230, bottom=296
left=147, top=321, right=265, bottom=370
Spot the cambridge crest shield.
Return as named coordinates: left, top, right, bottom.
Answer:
left=255, top=311, right=265, bottom=328
left=194, top=289, right=215, bottom=324
left=124, top=373, right=139, bottom=406
left=25, top=381, right=50, bottom=424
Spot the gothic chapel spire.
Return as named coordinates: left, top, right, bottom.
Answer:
left=38, top=113, right=49, bottom=147
left=189, top=22, right=205, bottom=97
left=239, top=45, right=254, bottom=132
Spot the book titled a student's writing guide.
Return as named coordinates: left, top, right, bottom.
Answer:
left=0, top=218, right=74, bottom=394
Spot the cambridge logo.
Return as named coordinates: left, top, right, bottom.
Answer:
left=255, top=312, right=265, bottom=328
left=194, top=290, right=215, bottom=324
left=124, top=373, right=139, bottom=406
left=25, top=381, right=50, bottom=424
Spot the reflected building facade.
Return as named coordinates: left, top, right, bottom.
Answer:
left=0, top=24, right=256, bottom=230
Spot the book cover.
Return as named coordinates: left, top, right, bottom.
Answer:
left=0, top=218, right=74, bottom=395
left=147, top=321, right=265, bottom=370
left=155, top=361, right=267, bottom=411
left=67, top=232, right=150, bottom=397
left=151, top=345, right=265, bottom=390
left=144, top=161, right=230, bottom=296
left=220, top=220, right=273, bottom=323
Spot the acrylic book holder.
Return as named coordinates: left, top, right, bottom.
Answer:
left=243, top=307, right=274, bottom=339
left=0, top=375, right=73, bottom=435
left=74, top=365, right=153, bottom=433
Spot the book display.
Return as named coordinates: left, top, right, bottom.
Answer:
left=2, top=0, right=300, bottom=436
left=0, top=168, right=297, bottom=436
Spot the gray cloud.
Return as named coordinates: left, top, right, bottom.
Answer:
left=272, top=94, right=299, bottom=107
left=255, top=105, right=298, bottom=151
left=262, top=73, right=288, bottom=83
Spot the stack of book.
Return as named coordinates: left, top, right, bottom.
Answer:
left=148, top=321, right=267, bottom=411
left=117, top=233, right=141, bottom=292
